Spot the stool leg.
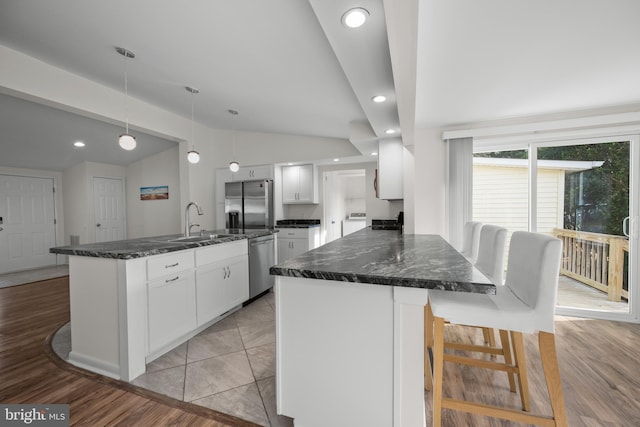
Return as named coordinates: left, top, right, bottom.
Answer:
left=424, top=304, right=433, bottom=391
left=498, top=329, right=516, bottom=392
left=510, top=331, right=531, bottom=412
left=432, top=316, right=445, bottom=427
left=433, top=317, right=444, bottom=427
left=539, top=332, right=568, bottom=427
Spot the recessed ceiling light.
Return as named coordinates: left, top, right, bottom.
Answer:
left=372, top=95, right=386, bottom=103
left=333, top=158, right=340, bottom=162
left=287, top=163, right=293, bottom=166
left=385, top=129, right=396, bottom=134
left=371, top=152, right=378, bottom=156
left=74, top=141, right=85, bottom=147
left=342, top=8, right=369, bottom=28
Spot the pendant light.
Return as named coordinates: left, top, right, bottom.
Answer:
left=115, top=47, right=136, bottom=150
left=228, top=109, right=240, bottom=172
left=186, top=86, right=200, bottom=164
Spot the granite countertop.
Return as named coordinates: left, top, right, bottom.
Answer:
left=276, top=219, right=320, bottom=229
left=50, top=229, right=275, bottom=260
left=269, top=228, right=495, bottom=294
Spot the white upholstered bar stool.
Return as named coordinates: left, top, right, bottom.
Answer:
left=428, top=231, right=567, bottom=427
left=472, top=224, right=507, bottom=348
left=460, top=221, right=483, bottom=263
left=424, top=220, right=484, bottom=391
left=424, top=224, right=507, bottom=391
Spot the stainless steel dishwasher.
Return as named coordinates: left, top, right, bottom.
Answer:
left=248, top=234, right=275, bottom=298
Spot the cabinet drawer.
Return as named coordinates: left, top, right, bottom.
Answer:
left=278, top=228, right=310, bottom=239
left=147, top=251, right=194, bottom=281
left=196, top=239, right=248, bottom=266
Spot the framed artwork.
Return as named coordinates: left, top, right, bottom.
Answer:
left=140, top=186, right=169, bottom=200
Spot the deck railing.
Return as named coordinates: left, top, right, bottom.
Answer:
left=553, top=228, right=628, bottom=302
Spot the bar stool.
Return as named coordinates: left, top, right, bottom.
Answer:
left=428, top=231, right=567, bottom=426
left=424, top=224, right=508, bottom=390
left=424, top=220, right=486, bottom=391
left=460, top=221, right=483, bottom=263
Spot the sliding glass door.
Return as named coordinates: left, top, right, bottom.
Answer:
left=473, top=135, right=638, bottom=322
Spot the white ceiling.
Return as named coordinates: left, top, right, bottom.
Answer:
left=415, top=0, right=640, bottom=128
left=1, top=0, right=640, bottom=172
left=0, top=0, right=397, bottom=170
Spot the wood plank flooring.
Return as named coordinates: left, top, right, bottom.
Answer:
left=426, top=318, right=640, bottom=426
left=0, top=277, right=257, bottom=426
left=2, top=277, right=640, bottom=426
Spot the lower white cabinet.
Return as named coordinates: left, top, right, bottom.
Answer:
left=277, top=227, right=320, bottom=263
left=147, top=271, right=196, bottom=353
left=196, top=254, right=249, bottom=326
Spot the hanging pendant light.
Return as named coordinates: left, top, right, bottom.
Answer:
left=228, top=109, right=240, bottom=172
left=115, top=47, right=136, bottom=150
left=186, top=86, right=200, bottom=164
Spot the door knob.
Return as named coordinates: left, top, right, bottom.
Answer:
left=96, top=223, right=101, bottom=227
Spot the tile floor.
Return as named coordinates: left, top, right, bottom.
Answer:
left=52, top=290, right=291, bottom=427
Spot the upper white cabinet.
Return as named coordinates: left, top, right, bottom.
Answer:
left=282, top=164, right=318, bottom=204
left=231, top=164, right=274, bottom=181
left=377, top=140, right=404, bottom=200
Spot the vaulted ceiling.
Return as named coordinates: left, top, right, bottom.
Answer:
left=1, top=0, right=639, bottom=171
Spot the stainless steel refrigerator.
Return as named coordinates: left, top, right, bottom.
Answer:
left=224, top=179, right=274, bottom=230
left=224, top=179, right=275, bottom=298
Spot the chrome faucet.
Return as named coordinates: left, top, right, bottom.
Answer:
left=185, top=201, right=204, bottom=237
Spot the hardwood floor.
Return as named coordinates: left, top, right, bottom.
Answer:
left=0, top=277, right=257, bottom=426
left=426, top=318, right=640, bottom=426
left=2, top=277, right=640, bottom=426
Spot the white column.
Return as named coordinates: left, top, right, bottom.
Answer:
left=393, top=286, right=429, bottom=427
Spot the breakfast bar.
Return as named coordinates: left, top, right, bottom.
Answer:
left=270, top=228, right=494, bottom=427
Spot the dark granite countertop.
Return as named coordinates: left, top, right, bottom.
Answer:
left=276, top=219, right=320, bottom=228
left=269, top=228, right=494, bottom=294
left=50, top=229, right=275, bottom=260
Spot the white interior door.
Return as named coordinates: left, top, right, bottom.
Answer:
left=93, top=177, right=126, bottom=243
left=0, top=174, right=57, bottom=273
left=322, top=172, right=341, bottom=243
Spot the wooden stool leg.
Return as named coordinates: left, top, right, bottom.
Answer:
left=510, top=331, right=531, bottom=412
left=498, top=329, right=516, bottom=392
left=539, top=331, right=569, bottom=427
left=432, top=316, right=445, bottom=427
left=482, top=327, right=496, bottom=348
left=424, top=304, right=433, bottom=391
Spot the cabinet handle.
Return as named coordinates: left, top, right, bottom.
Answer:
left=223, top=267, right=228, bottom=279
left=165, top=262, right=179, bottom=268
left=227, top=266, right=232, bottom=278
left=165, top=276, right=179, bottom=283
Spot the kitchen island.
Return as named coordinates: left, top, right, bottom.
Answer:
left=270, top=228, right=494, bottom=427
left=50, top=229, right=274, bottom=381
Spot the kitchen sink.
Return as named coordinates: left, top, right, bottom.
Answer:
left=168, top=234, right=236, bottom=242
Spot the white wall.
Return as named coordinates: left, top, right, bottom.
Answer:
left=126, top=147, right=181, bottom=238
left=62, top=162, right=126, bottom=245
left=412, top=128, right=446, bottom=234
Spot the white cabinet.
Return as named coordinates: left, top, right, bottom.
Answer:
left=232, top=164, right=274, bottom=181
left=277, top=227, right=320, bottom=263
left=377, top=140, right=404, bottom=200
left=195, top=240, right=249, bottom=326
left=282, top=164, right=318, bottom=204
left=147, top=270, right=196, bottom=354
